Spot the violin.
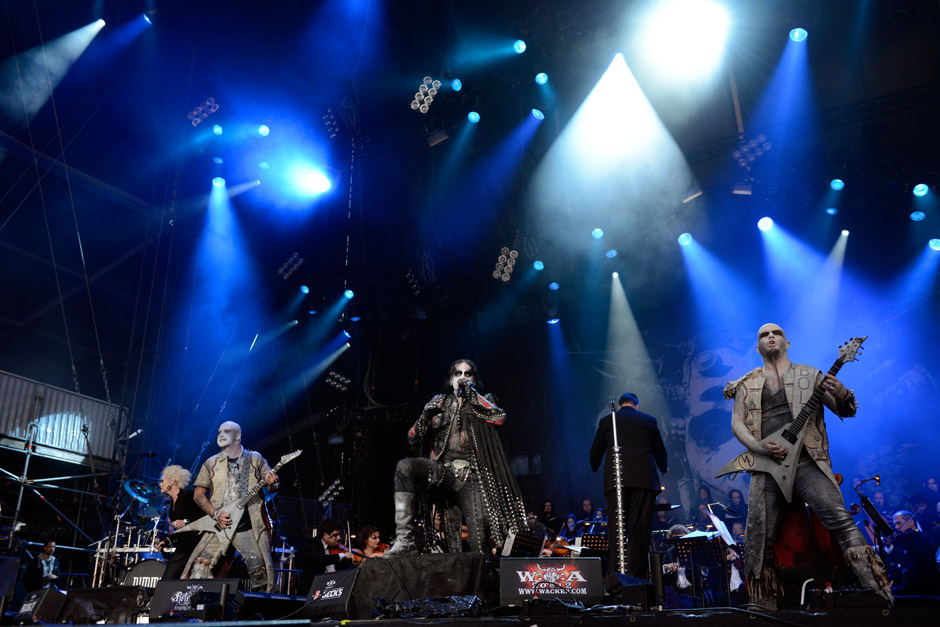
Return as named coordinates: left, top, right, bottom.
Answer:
left=329, top=542, right=366, bottom=565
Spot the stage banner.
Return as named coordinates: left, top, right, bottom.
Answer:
left=149, top=578, right=239, bottom=620
left=499, top=557, right=603, bottom=606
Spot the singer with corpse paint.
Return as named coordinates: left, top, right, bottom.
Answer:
left=590, top=393, right=668, bottom=579
left=180, top=421, right=279, bottom=591
left=385, top=359, right=527, bottom=555
left=721, top=324, right=892, bottom=608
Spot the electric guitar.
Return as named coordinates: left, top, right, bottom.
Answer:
left=175, top=450, right=301, bottom=546
left=715, top=337, right=866, bottom=503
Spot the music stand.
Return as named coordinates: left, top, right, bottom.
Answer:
left=672, top=531, right=729, bottom=607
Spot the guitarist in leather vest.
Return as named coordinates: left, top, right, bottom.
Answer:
left=724, top=324, right=892, bottom=608
left=183, top=421, right=279, bottom=591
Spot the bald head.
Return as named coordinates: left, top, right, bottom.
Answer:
left=756, top=323, right=789, bottom=359
left=757, top=323, right=786, bottom=342
left=217, top=421, right=242, bottom=450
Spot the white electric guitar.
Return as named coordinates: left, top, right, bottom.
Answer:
left=716, top=337, right=865, bottom=503
left=175, top=450, right=301, bottom=547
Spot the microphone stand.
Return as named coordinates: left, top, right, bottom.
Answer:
left=609, top=398, right=627, bottom=575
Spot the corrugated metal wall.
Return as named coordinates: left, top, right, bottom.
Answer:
left=0, top=370, right=127, bottom=463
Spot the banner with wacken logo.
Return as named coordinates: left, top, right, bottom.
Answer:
left=499, top=557, right=603, bottom=606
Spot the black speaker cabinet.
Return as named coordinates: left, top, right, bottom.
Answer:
left=302, top=569, right=360, bottom=620
left=14, top=588, right=66, bottom=625
left=149, top=578, right=240, bottom=620
left=61, top=586, right=152, bottom=624
left=234, top=590, right=307, bottom=619
left=603, top=572, right=653, bottom=610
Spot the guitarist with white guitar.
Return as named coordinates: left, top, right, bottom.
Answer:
left=721, top=324, right=893, bottom=608
left=180, top=421, right=280, bottom=591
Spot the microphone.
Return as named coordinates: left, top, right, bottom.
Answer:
left=120, top=428, right=143, bottom=443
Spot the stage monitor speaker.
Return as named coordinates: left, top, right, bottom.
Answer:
left=149, top=578, right=240, bottom=620
left=234, top=590, right=307, bottom=620
left=302, top=568, right=360, bottom=620
left=603, top=572, right=652, bottom=610
left=500, top=557, right=604, bottom=607
left=61, top=586, right=152, bottom=624
left=14, top=588, right=66, bottom=625
left=0, top=555, right=20, bottom=598
left=353, top=552, right=490, bottom=618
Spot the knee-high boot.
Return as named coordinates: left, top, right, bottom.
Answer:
left=844, top=545, right=894, bottom=606
left=384, top=492, right=418, bottom=556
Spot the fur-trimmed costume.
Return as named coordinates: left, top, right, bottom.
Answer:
left=181, top=448, right=276, bottom=591
left=724, top=363, right=891, bottom=607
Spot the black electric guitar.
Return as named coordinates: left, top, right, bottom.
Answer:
left=175, top=450, right=301, bottom=547
left=716, top=337, right=866, bottom=503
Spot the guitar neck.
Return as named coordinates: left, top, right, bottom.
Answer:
left=235, top=460, right=286, bottom=509
left=784, top=359, right=845, bottom=441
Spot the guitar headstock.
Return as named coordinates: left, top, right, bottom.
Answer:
left=839, top=336, right=867, bottom=363
left=276, top=450, right=302, bottom=468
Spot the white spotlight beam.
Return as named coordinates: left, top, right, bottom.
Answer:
left=0, top=20, right=106, bottom=123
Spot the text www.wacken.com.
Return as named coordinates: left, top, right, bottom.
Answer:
left=517, top=588, right=586, bottom=595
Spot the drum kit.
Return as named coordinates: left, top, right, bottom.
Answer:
left=91, top=479, right=170, bottom=588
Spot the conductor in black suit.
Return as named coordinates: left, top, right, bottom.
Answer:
left=590, top=392, right=668, bottom=579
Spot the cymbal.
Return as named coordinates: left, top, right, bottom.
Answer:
left=124, top=479, right=161, bottom=505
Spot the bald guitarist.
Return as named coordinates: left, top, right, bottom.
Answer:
left=720, top=324, right=892, bottom=608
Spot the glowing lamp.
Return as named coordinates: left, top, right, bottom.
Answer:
left=548, top=282, right=560, bottom=291
left=757, top=217, right=774, bottom=231
left=825, top=207, right=838, bottom=215
left=547, top=318, right=560, bottom=324
left=830, top=179, right=845, bottom=191
left=789, top=28, right=808, bottom=42
left=531, top=108, right=544, bottom=120
left=535, top=72, right=548, bottom=85
left=451, top=78, right=463, bottom=92
left=606, top=249, right=618, bottom=258
left=911, top=211, right=926, bottom=222
left=677, top=233, right=692, bottom=246
left=467, top=111, right=480, bottom=123
left=258, top=125, right=270, bottom=136
left=591, top=228, right=604, bottom=239
left=212, top=177, right=225, bottom=187
left=300, top=285, right=310, bottom=294
left=929, top=239, right=940, bottom=251
left=913, top=183, right=929, bottom=197
left=344, top=289, right=354, bottom=299
left=533, top=260, right=544, bottom=271
left=513, top=40, right=526, bottom=54
left=212, top=124, right=223, bottom=135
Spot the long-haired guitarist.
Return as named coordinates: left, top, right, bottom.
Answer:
left=724, top=324, right=892, bottom=608
left=183, top=421, right=279, bottom=591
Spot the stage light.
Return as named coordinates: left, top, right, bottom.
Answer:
left=410, top=76, right=442, bottom=114
left=612, top=271, right=619, bottom=278
left=531, top=108, right=544, bottom=120
left=911, top=211, right=926, bottom=222
left=535, top=72, right=548, bottom=85
left=638, top=0, right=730, bottom=81
left=548, top=282, right=560, bottom=291
left=258, top=161, right=270, bottom=170
left=606, top=249, right=618, bottom=258
left=300, top=285, right=310, bottom=294
left=142, top=14, right=152, bottom=25
left=830, top=178, right=844, bottom=191
left=758, top=217, right=774, bottom=231
left=789, top=27, right=808, bottom=42
left=492, top=246, right=519, bottom=282
left=678, top=233, right=692, bottom=246
left=841, top=229, right=850, bottom=236
left=547, top=318, right=560, bottom=324
left=97, top=19, right=106, bottom=27
left=342, top=330, right=352, bottom=339
left=451, top=78, right=463, bottom=92
left=291, top=166, right=332, bottom=196
left=929, top=239, right=940, bottom=251
left=826, top=207, right=838, bottom=215
left=344, top=289, right=354, bottom=299
left=468, top=111, right=480, bottom=123
left=258, top=124, right=270, bottom=136
left=913, top=183, right=929, bottom=197
left=592, top=228, right=604, bottom=239
left=513, top=40, right=527, bottom=54
left=212, top=124, right=223, bottom=135
left=350, top=316, right=361, bottom=322
left=212, top=177, right=225, bottom=187
left=212, top=157, right=224, bottom=165
left=308, top=310, right=318, bottom=315
left=533, top=260, right=544, bottom=271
